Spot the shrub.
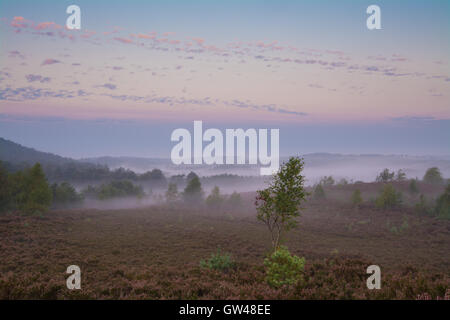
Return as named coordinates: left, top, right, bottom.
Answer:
left=351, top=189, right=363, bottom=207
left=423, top=167, right=444, bottom=185
left=409, top=179, right=419, bottom=195
left=0, top=162, right=10, bottom=212
left=165, top=183, right=178, bottom=203
left=376, top=168, right=395, bottom=183
left=13, top=163, right=53, bottom=215
left=375, top=184, right=402, bottom=210
left=82, top=180, right=144, bottom=200
left=51, top=182, right=82, bottom=205
left=200, top=249, right=235, bottom=272
left=264, top=246, right=305, bottom=288
left=183, top=175, right=203, bottom=204
left=205, top=186, right=224, bottom=209
left=434, top=184, right=450, bottom=220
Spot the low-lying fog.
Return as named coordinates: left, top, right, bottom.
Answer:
left=83, top=153, right=450, bottom=186
left=68, top=153, right=450, bottom=211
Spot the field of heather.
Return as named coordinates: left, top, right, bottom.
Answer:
left=1, top=182, right=449, bottom=300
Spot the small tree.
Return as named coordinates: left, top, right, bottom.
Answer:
left=0, top=162, right=10, bottom=212
left=183, top=175, right=203, bottom=204
left=22, top=163, right=52, bottom=214
left=165, top=183, right=179, bottom=203
left=435, top=184, right=450, bottom=220
left=375, top=184, right=402, bottom=210
left=186, top=171, right=199, bottom=183
left=51, top=182, right=82, bottom=205
left=205, top=186, right=224, bottom=209
left=409, top=179, right=419, bottom=195
left=255, top=157, right=306, bottom=251
left=376, top=168, right=395, bottom=183
left=423, top=167, right=444, bottom=185
left=351, top=189, right=363, bottom=208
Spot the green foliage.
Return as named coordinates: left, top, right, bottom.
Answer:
left=140, top=169, right=167, bottom=186
left=183, top=175, right=203, bottom=204
left=434, top=184, right=450, bottom=220
left=186, top=171, right=199, bottom=183
left=199, top=249, right=235, bottom=272
left=205, top=186, right=224, bottom=209
left=264, top=246, right=305, bottom=288
left=376, top=168, right=395, bottom=183
left=409, top=179, right=419, bottom=195
left=82, top=180, right=144, bottom=200
left=423, top=167, right=444, bottom=185
left=351, top=189, right=363, bottom=207
left=165, top=183, right=178, bottom=203
left=8, top=163, right=53, bottom=215
left=51, top=182, right=82, bottom=205
left=375, top=184, right=402, bottom=210
left=255, top=157, right=307, bottom=251
left=313, top=184, right=325, bottom=200
left=228, top=191, right=242, bottom=208
left=0, top=162, right=10, bottom=212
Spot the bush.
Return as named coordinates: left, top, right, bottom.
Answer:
left=10, top=163, right=53, bottom=215
left=264, top=246, right=305, bottom=288
left=183, top=175, right=203, bottom=204
left=409, top=179, right=419, bottom=195
left=0, top=162, right=10, bottom=212
left=423, top=167, right=444, bottom=185
left=165, top=183, right=178, bottom=203
left=51, top=182, right=82, bottom=205
left=200, top=249, right=235, bottom=272
left=375, top=184, right=402, bottom=210
left=82, top=180, right=144, bottom=200
left=205, top=186, right=224, bottom=209
left=435, top=184, right=450, bottom=220
left=351, top=189, right=363, bottom=207
left=376, top=168, right=395, bottom=183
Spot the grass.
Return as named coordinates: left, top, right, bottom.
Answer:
left=0, top=182, right=449, bottom=299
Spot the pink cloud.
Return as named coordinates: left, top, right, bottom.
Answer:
left=41, top=58, right=61, bottom=66
left=136, top=33, right=156, bottom=40
left=191, top=37, right=205, bottom=46
left=113, top=37, right=134, bottom=44
left=34, top=22, right=58, bottom=30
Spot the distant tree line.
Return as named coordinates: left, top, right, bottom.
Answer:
left=1, top=160, right=168, bottom=185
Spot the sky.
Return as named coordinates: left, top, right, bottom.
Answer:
left=0, top=0, right=449, bottom=158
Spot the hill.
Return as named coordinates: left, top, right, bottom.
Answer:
left=0, top=137, right=73, bottom=166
